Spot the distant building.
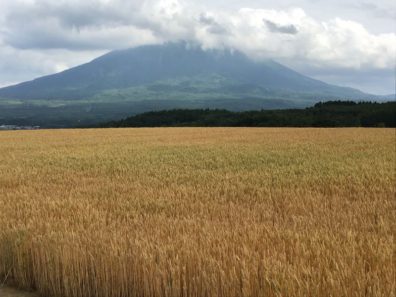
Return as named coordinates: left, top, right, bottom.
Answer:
left=0, top=125, right=40, bottom=130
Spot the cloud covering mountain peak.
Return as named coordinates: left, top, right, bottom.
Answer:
left=0, top=0, right=395, bottom=94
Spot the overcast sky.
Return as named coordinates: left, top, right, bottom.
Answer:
left=0, top=0, right=395, bottom=94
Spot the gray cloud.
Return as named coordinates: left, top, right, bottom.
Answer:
left=3, top=23, right=157, bottom=51
left=5, top=1, right=140, bottom=29
left=355, top=1, right=396, bottom=19
left=1, top=1, right=156, bottom=50
left=280, top=59, right=396, bottom=94
left=199, top=14, right=229, bottom=35
left=264, top=20, right=298, bottom=35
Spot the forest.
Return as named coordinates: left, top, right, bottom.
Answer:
left=102, top=101, right=396, bottom=128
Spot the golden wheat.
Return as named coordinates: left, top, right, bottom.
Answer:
left=0, top=128, right=395, bottom=297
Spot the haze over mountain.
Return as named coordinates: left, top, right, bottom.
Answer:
left=0, top=42, right=380, bottom=127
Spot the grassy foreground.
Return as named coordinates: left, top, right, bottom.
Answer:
left=0, top=128, right=394, bottom=297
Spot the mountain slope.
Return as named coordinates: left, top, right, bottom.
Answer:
left=0, top=42, right=367, bottom=101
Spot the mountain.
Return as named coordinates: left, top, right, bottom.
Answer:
left=0, top=42, right=375, bottom=127
left=0, top=42, right=367, bottom=100
left=377, top=94, right=395, bottom=101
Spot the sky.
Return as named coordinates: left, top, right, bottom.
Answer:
left=0, top=0, right=395, bottom=95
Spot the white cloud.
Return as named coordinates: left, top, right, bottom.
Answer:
left=0, top=0, right=395, bottom=93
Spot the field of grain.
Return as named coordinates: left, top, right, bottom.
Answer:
left=0, top=128, right=394, bottom=297
left=0, top=286, right=38, bottom=297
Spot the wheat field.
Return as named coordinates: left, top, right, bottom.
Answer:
left=0, top=128, right=394, bottom=297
